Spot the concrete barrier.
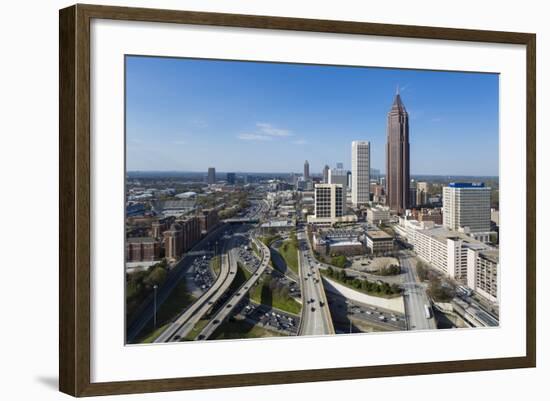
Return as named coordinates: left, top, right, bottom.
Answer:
left=323, top=276, right=405, bottom=314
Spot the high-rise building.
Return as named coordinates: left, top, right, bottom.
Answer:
left=226, top=172, right=236, bottom=185
left=386, top=90, right=410, bottom=214
left=351, top=141, right=370, bottom=206
left=370, top=168, right=381, bottom=183
left=304, top=160, right=310, bottom=179
left=322, top=165, right=330, bottom=183
left=328, top=166, right=348, bottom=190
left=163, top=224, right=183, bottom=260
left=467, top=248, right=499, bottom=303
left=443, top=182, right=492, bottom=241
left=126, top=237, right=160, bottom=262
left=307, top=183, right=344, bottom=225
left=207, top=167, right=216, bottom=184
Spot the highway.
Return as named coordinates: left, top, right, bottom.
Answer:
left=297, top=231, right=335, bottom=336
left=153, top=253, right=235, bottom=342
left=400, top=253, right=437, bottom=331
left=196, top=235, right=271, bottom=340
left=126, top=224, right=228, bottom=343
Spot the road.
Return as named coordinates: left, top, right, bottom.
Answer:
left=196, top=235, right=272, bottom=340
left=153, top=252, right=236, bottom=342
left=126, top=224, right=228, bottom=343
left=297, top=231, right=335, bottom=336
left=399, top=254, right=437, bottom=331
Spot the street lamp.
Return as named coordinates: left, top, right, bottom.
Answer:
left=153, top=284, right=158, bottom=329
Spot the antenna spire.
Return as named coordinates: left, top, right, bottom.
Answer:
left=396, top=85, right=400, bottom=95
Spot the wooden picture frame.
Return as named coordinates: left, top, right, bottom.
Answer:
left=59, top=3, right=536, bottom=397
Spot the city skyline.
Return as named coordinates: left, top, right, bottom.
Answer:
left=126, top=56, right=499, bottom=176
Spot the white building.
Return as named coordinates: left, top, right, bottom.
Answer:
left=443, top=182, right=492, bottom=242
left=467, top=248, right=499, bottom=303
left=307, top=184, right=356, bottom=226
left=351, top=140, right=371, bottom=206
left=367, top=205, right=391, bottom=225
left=399, top=218, right=492, bottom=282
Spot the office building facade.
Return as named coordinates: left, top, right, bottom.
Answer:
left=351, top=140, right=371, bottom=206
left=207, top=167, right=216, bottom=184
left=443, top=182, right=492, bottom=242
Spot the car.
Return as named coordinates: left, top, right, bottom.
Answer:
left=310, top=307, right=316, bottom=312
left=227, top=304, right=232, bottom=308
left=213, top=319, right=220, bottom=324
left=319, top=301, right=325, bottom=307
left=197, top=334, right=205, bottom=340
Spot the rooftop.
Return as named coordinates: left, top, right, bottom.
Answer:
left=366, top=230, right=393, bottom=240
left=479, top=249, right=499, bottom=264
left=448, top=182, right=485, bottom=188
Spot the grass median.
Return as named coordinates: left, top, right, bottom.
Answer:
left=278, top=240, right=298, bottom=274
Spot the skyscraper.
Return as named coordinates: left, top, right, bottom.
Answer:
left=351, top=141, right=370, bottom=206
left=328, top=165, right=348, bottom=190
left=226, top=172, right=236, bottom=185
left=322, top=165, right=330, bottom=183
left=443, top=182, right=492, bottom=242
left=207, top=167, right=216, bottom=185
left=386, top=89, right=410, bottom=214
left=304, top=160, right=310, bottom=180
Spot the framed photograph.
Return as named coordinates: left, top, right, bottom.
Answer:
left=59, top=4, right=536, bottom=397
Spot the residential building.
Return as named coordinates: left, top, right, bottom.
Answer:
left=351, top=140, right=371, bottom=206
left=398, top=219, right=491, bottom=282
left=198, top=208, right=219, bottom=234
left=443, top=182, right=492, bottom=242
left=386, top=90, right=410, bottom=214
left=163, top=224, right=183, bottom=260
left=126, top=237, right=161, bottom=262
left=467, top=248, right=499, bottom=303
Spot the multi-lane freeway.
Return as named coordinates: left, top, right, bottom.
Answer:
left=400, top=253, right=437, bottom=331
left=297, top=231, right=335, bottom=336
left=126, top=224, right=228, bottom=343
left=153, top=252, right=236, bottom=342
left=196, top=235, right=272, bottom=340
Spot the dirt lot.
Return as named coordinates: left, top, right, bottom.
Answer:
left=350, top=256, right=399, bottom=273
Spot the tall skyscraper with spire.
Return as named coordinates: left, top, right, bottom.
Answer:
left=304, top=160, right=310, bottom=180
left=386, top=88, right=410, bottom=215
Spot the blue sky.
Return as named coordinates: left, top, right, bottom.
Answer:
left=126, top=56, right=499, bottom=176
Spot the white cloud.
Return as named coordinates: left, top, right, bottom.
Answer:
left=238, top=133, right=273, bottom=141
left=256, top=122, right=292, bottom=137
left=172, top=140, right=187, bottom=145
left=292, top=139, right=307, bottom=145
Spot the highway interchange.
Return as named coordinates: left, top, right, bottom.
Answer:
left=128, top=200, right=439, bottom=343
